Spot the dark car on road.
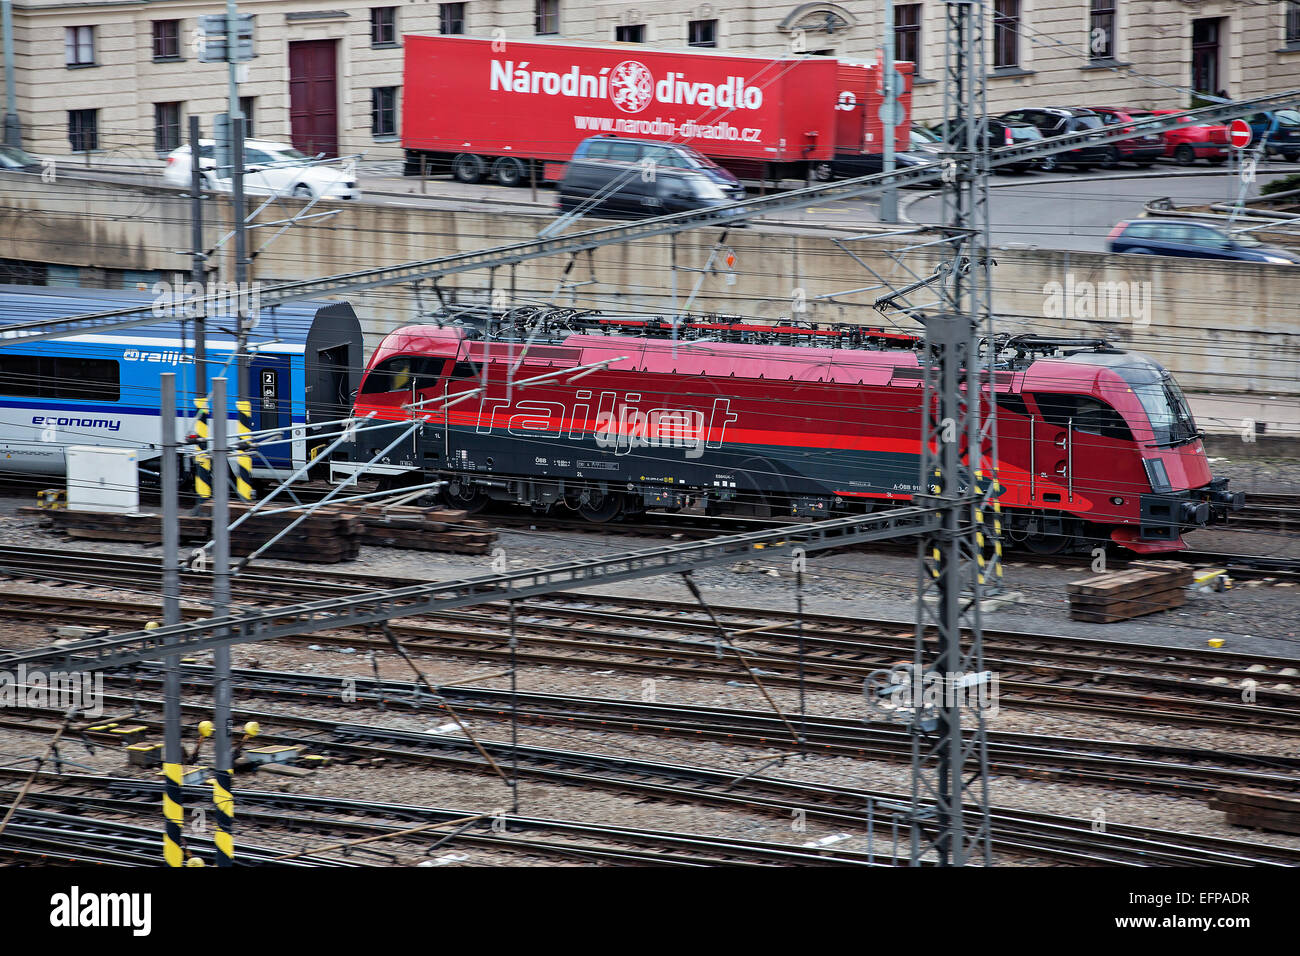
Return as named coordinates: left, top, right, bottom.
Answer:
left=998, top=107, right=1110, bottom=171
left=1084, top=107, right=1165, bottom=168
left=1108, top=218, right=1300, bottom=264
left=557, top=136, right=745, bottom=220
left=829, top=147, right=940, bottom=185
left=927, top=117, right=1045, bottom=172
left=1243, top=110, right=1300, bottom=162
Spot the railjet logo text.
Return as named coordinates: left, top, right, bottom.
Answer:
left=476, top=393, right=738, bottom=459
left=50, top=887, right=151, bottom=936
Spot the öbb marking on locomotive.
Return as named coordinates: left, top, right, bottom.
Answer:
left=339, top=307, right=1242, bottom=552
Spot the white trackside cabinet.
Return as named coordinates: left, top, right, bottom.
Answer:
left=66, top=446, right=140, bottom=513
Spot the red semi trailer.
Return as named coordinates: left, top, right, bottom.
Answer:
left=401, top=36, right=912, bottom=185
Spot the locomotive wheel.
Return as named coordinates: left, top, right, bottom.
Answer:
left=578, top=490, right=623, bottom=523
left=1022, top=533, right=1068, bottom=555
left=442, top=482, right=489, bottom=514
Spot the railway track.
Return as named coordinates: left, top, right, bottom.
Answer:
left=3, top=559, right=1298, bottom=734
left=9, top=668, right=1300, bottom=802
left=1223, top=492, right=1300, bottom=532
left=0, top=769, right=889, bottom=867
left=4, top=708, right=1298, bottom=867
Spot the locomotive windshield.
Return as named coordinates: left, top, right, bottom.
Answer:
left=1133, top=374, right=1198, bottom=446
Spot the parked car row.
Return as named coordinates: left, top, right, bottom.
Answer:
left=918, top=105, right=1235, bottom=174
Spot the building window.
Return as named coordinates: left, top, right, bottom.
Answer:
left=239, top=97, right=255, bottom=138
left=688, top=19, right=717, bottom=47
left=1089, top=0, right=1115, bottom=61
left=993, top=0, right=1020, bottom=69
left=151, top=20, right=181, bottom=61
left=372, top=87, right=397, bottom=137
left=370, top=7, right=398, bottom=47
left=535, top=0, right=560, bottom=36
left=154, top=102, right=182, bottom=153
left=1287, top=2, right=1300, bottom=46
left=895, top=4, right=921, bottom=71
left=65, top=26, right=94, bottom=67
left=615, top=25, right=645, bottom=43
left=68, top=109, right=98, bottom=151
left=439, top=3, right=465, bottom=35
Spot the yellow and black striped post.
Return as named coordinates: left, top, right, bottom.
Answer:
left=234, top=401, right=254, bottom=503
left=972, top=472, right=1005, bottom=591
left=211, top=767, right=234, bottom=866
left=163, top=760, right=185, bottom=866
left=194, top=398, right=212, bottom=499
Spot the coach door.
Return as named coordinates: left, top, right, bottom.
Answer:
left=251, top=356, right=293, bottom=469
left=1026, top=393, right=1074, bottom=506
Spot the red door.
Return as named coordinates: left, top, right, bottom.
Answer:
left=289, top=39, right=339, bottom=157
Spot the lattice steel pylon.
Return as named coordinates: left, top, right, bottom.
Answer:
left=908, top=0, right=998, bottom=867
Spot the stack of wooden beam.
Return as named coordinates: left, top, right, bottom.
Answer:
left=227, top=503, right=364, bottom=563
left=1066, top=560, right=1192, bottom=623
left=324, top=504, right=497, bottom=555
left=24, top=507, right=207, bottom=544
left=25, top=504, right=365, bottom=563
left=1210, top=789, right=1300, bottom=835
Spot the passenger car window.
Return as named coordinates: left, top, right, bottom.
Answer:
left=0, top=354, right=120, bottom=401
left=1188, top=226, right=1228, bottom=248
left=1153, top=223, right=1193, bottom=243
left=606, top=141, right=641, bottom=163
left=584, top=141, right=612, bottom=160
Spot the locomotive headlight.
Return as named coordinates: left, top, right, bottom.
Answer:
left=1110, top=496, right=1124, bottom=506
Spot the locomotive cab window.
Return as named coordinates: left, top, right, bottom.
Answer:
left=360, top=355, right=446, bottom=394
left=449, top=362, right=480, bottom=381
left=995, top=392, right=1031, bottom=418
left=0, top=353, right=120, bottom=401
left=1028, top=392, right=1132, bottom=441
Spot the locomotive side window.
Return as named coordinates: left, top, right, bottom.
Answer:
left=995, top=392, right=1031, bottom=418
left=360, top=356, right=445, bottom=394
left=0, top=354, right=120, bottom=401
left=1028, top=392, right=1132, bottom=441
left=449, top=362, right=479, bottom=381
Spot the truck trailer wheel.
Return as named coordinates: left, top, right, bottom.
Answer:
left=492, top=156, right=526, bottom=187
left=452, top=153, right=485, bottom=184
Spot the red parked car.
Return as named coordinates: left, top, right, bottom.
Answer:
left=1085, top=107, right=1165, bottom=168
left=1150, top=108, right=1230, bottom=165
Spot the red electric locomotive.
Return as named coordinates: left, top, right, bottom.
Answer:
left=338, top=309, right=1242, bottom=554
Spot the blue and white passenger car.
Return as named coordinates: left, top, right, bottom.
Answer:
left=0, top=286, right=364, bottom=481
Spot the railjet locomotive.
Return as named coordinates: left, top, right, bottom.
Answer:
left=337, top=308, right=1243, bottom=554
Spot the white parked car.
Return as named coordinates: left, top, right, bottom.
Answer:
left=162, top=139, right=361, bottom=200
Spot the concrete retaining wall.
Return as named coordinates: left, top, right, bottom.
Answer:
left=1, top=171, right=1296, bottom=397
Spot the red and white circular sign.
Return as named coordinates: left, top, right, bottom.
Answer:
left=1229, top=118, right=1252, bottom=150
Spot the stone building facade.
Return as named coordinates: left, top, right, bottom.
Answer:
left=2, top=0, right=1297, bottom=161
